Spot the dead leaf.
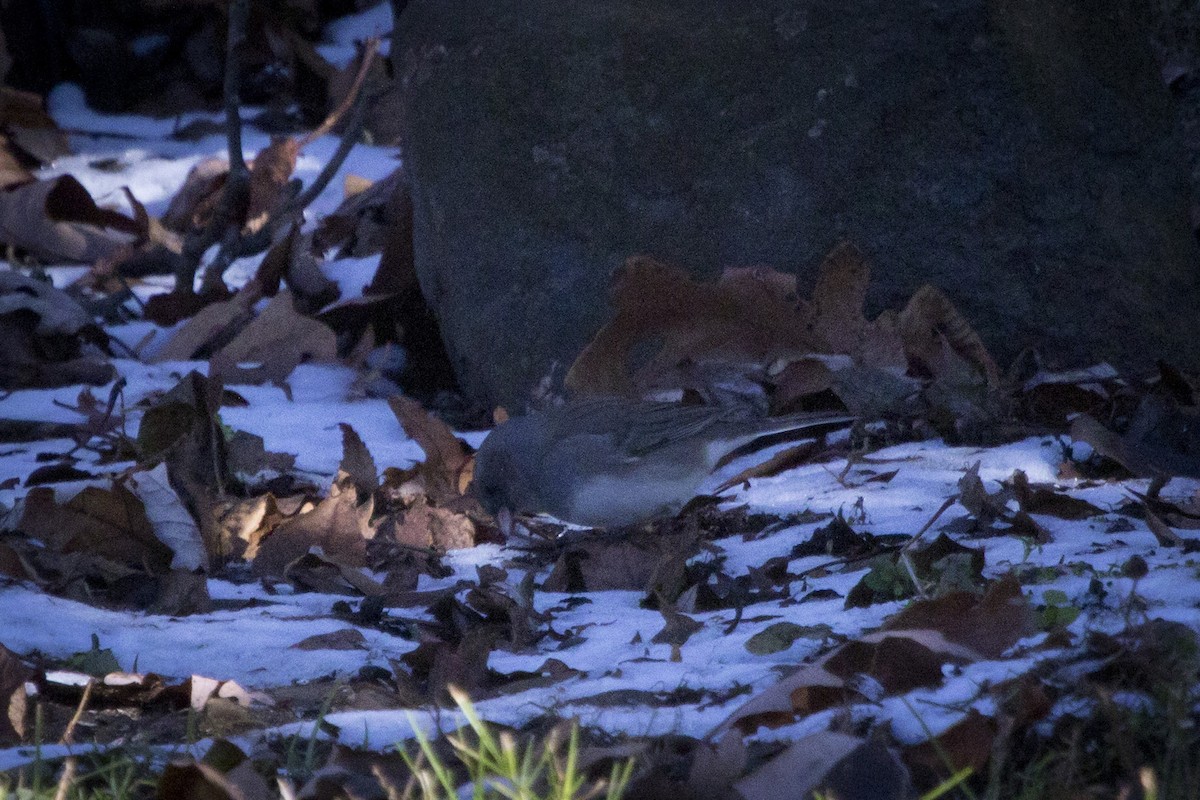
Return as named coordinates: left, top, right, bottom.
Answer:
left=129, top=464, right=207, bottom=572
left=216, top=494, right=293, bottom=561
left=686, top=731, right=746, bottom=798
left=157, top=760, right=240, bottom=800
left=250, top=224, right=339, bottom=309
left=17, top=484, right=173, bottom=574
left=0, top=136, right=31, bottom=192
left=652, top=602, right=703, bottom=648
left=152, top=295, right=254, bottom=362
left=0, top=643, right=31, bottom=745
left=903, top=710, right=996, bottom=787
left=292, top=628, right=368, bottom=651
left=338, top=423, right=378, bottom=500
left=566, top=256, right=822, bottom=396
left=384, top=496, right=477, bottom=551
left=209, top=291, right=338, bottom=385
left=343, top=174, right=373, bottom=197
left=314, top=167, right=407, bottom=258
left=161, top=156, right=228, bottom=232
left=285, top=551, right=384, bottom=595
left=0, top=175, right=140, bottom=262
left=387, top=395, right=474, bottom=503
left=898, top=284, right=999, bottom=387
left=542, top=529, right=699, bottom=593
left=1007, top=470, right=1104, bottom=520
left=733, top=731, right=864, bottom=800
left=0, top=270, right=114, bottom=390
left=1144, top=507, right=1185, bottom=547
left=1073, top=396, right=1200, bottom=481
left=883, top=574, right=1036, bottom=659
left=252, top=475, right=375, bottom=576
left=245, top=137, right=299, bottom=233
left=148, top=569, right=213, bottom=616
left=0, top=86, right=71, bottom=172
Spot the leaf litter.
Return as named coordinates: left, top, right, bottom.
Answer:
left=1, top=13, right=1200, bottom=797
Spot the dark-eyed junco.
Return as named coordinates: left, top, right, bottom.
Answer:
left=472, top=396, right=854, bottom=527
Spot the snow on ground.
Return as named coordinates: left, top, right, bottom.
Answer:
left=2, top=0, right=1198, bottom=777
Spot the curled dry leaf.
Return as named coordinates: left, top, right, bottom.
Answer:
left=251, top=224, right=339, bottom=309
left=732, top=731, right=865, bottom=800
left=1072, top=395, right=1200, bottom=481
left=215, top=493, right=296, bottom=561
left=250, top=474, right=375, bottom=577
left=17, top=484, right=174, bottom=574
left=386, top=395, right=474, bottom=503
left=0, top=270, right=114, bottom=390
left=713, top=576, right=1032, bottom=737
left=898, top=284, right=1000, bottom=387
left=744, top=737, right=912, bottom=800
left=245, top=137, right=300, bottom=234
left=161, top=156, right=228, bottom=232
left=0, top=86, right=71, bottom=182
left=314, top=166, right=408, bottom=257
left=0, top=175, right=141, bottom=262
left=0, top=136, right=31, bottom=191
left=0, top=643, right=32, bottom=745
left=566, top=255, right=822, bottom=396
left=128, top=463, right=207, bottom=572
left=338, top=423, right=379, bottom=500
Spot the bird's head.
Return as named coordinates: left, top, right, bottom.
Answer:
left=471, top=417, right=541, bottom=518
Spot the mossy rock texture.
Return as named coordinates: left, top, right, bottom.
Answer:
left=397, top=0, right=1200, bottom=409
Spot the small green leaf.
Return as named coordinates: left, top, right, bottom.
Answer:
left=63, top=633, right=121, bottom=677
left=745, top=622, right=833, bottom=655
left=1043, top=589, right=1069, bottom=605
left=1038, top=604, right=1080, bottom=631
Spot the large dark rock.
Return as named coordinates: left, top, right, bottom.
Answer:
left=396, top=0, right=1200, bottom=410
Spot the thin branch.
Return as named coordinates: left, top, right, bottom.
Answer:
left=300, top=36, right=380, bottom=147
left=59, top=680, right=94, bottom=745
left=230, top=85, right=373, bottom=260
left=223, top=0, right=250, bottom=179
left=176, top=0, right=252, bottom=295
left=176, top=7, right=378, bottom=298
left=291, top=89, right=372, bottom=211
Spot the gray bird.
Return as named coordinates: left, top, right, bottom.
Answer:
left=472, top=396, right=855, bottom=527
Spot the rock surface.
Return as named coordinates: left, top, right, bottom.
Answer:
left=397, top=0, right=1200, bottom=410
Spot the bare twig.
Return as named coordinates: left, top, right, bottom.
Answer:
left=290, top=89, right=372, bottom=212
left=188, top=30, right=380, bottom=296
left=897, top=494, right=959, bottom=598
left=59, top=680, right=94, bottom=745
left=222, top=0, right=250, bottom=180
left=299, top=36, right=381, bottom=147
left=52, top=757, right=77, bottom=800
left=177, top=0, right=252, bottom=296
left=900, top=494, right=959, bottom=554
left=227, top=85, right=374, bottom=261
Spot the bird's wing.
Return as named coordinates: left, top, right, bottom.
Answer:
left=549, top=398, right=853, bottom=457
left=618, top=403, right=751, bottom=456
left=543, top=398, right=735, bottom=456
